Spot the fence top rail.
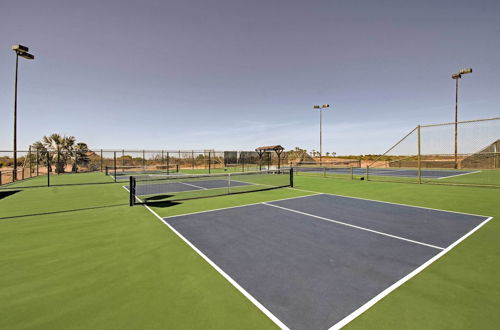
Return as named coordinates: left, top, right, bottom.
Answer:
left=420, top=116, right=500, bottom=128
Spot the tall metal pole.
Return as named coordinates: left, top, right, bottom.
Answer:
left=454, top=78, right=459, bottom=169
left=451, top=68, right=472, bottom=169
left=320, top=107, right=323, bottom=164
left=13, top=54, right=19, bottom=181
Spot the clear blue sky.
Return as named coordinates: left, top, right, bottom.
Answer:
left=1, top=0, right=499, bottom=154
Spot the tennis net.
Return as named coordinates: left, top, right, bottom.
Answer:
left=291, top=160, right=361, bottom=168
left=129, top=169, right=293, bottom=206
left=106, top=164, right=179, bottom=177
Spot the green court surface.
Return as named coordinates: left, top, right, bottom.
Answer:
left=0, top=172, right=498, bottom=329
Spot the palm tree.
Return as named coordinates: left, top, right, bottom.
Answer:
left=38, top=134, right=76, bottom=173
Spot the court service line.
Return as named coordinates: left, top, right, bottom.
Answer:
left=437, top=170, right=481, bottom=180
left=329, top=215, right=493, bottom=330
left=131, top=193, right=290, bottom=330
left=262, top=203, right=444, bottom=250
left=180, top=182, right=208, bottom=190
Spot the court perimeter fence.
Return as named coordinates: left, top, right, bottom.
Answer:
left=0, top=149, right=292, bottom=188
left=1, top=117, right=498, bottom=188
left=297, top=117, right=499, bottom=187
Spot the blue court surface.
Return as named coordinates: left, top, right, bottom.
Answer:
left=159, top=194, right=490, bottom=330
left=296, top=167, right=478, bottom=179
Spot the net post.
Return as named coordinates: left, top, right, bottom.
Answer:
left=227, top=172, right=231, bottom=194
left=417, top=125, right=422, bottom=184
left=208, top=152, right=211, bottom=174
left=290, top=168, right=294, bottom=187
left=192, top=150, right=195, bottom=169
left=366, top=165, right=369, bottom=181
left=130, top=176, right=136, bottom=206
left=242, top=153, right=245, bottom=172
left=350, top=166, right=354, bottom=180
left=113, top=152, right=117, bottom=182
left=100, top=149, right=103, bottom=172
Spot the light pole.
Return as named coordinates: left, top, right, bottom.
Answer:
left=451, top=68, right=472, bottom=169
left=313, top=104, right=330, bottom=163
left=11, top=44, right=35, bottom=181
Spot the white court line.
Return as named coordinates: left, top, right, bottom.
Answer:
left=437, top=170, right=481, bottom=180
left=128, top=190, right=290, bottom=330
left=287, top=187, right=491, bottom=218
left=262, top=203, right=444, bottom=250
left=329, top=216, right=493, bottom=330
left=180, top=182, right=208, bottom=190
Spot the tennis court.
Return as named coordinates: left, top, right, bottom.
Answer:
left=297, top=167, right=478, bottom=179
left=154, top=193, right=490, bottom=329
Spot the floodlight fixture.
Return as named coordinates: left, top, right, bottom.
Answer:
left=459, top=68, right=472, bottom=75
left=11, top=44, right=29, bottom=52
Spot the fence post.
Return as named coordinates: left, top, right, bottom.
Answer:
left=36, top=150, right=39, bottom=176
left=114, top=152, right=117, bottom=182
left=74, top=149, right=78, bottom=173
left=351, top=166, right=354, bottom=180
left=417, top=125, right=422, bottom=184
left=100, top=149, right=103, bottom=172
left=47, top=152, right=51, bottom=187
left=290, top=168, right=294, bottom=187
left=192, top=150, right=194, bottom=169
left=366, top=165, right=369, bottom=181
left=142, top=150, right=145, bottom=170
left=122, top=149, right=125, bottom=170
left=28, top=145, right=32, bottom=177
left=208, top=152, right=211, bottom=174
left=167, top=152, right=170, bottom=174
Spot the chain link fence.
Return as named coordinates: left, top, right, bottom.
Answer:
left=366, top=117, right=500, bottom=187
left=0, top=148, right=291, bottom=188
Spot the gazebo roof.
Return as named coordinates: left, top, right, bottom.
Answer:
left=255, top=145, right=284, bottom=153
